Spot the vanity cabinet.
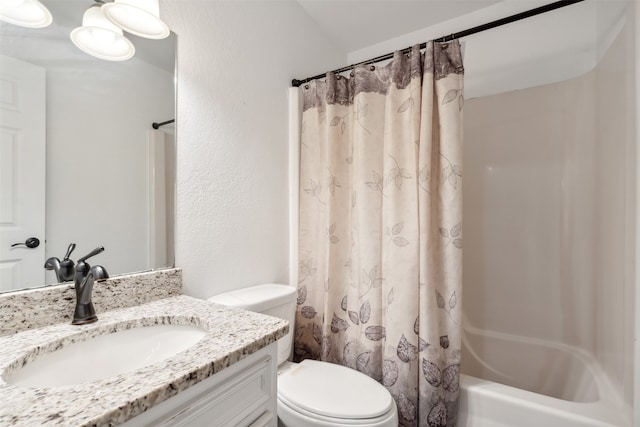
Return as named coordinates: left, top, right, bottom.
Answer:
left=122, top=344, right=277, bottom=427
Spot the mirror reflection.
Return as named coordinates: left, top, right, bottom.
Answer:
left=0, top=0, right=176, bottom=292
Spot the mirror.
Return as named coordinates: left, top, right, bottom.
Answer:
left=0, top=0, right=176, bottom=292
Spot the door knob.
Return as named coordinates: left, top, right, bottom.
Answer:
left=11, top=237, right=40, bottom=248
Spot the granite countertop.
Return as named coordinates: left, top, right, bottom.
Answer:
left=0, top=295, right=289, bottom=426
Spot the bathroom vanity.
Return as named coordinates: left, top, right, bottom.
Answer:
left=123, top=342, right=277, bottom=426
left=0, top=269, right=288, bottom=426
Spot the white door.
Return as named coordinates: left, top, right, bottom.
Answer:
left=0, top=54, right=46, bottom=291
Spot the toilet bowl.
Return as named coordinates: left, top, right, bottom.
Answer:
left=208, top=284, right=398, bottom=427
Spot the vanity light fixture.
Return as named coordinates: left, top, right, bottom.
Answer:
left=0, top=0, right=52, bottom=28
left=102, top=0, right=169, bottom=40
left=70, top=4, right=135, bottom=61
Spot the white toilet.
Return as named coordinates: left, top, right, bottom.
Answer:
left=208, top=283, right=398, bottom=427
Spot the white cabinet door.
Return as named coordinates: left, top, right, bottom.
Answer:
left=0, top=54, right=46, bottom=291
left=123, top=344, right=278, bottom=427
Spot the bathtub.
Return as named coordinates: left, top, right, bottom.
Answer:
left=457, top=326, right=630, bottom=427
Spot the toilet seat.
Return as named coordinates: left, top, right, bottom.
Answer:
left=278, top=360, right=395, bottom=424
left=277, top=398, right=398, bottom=426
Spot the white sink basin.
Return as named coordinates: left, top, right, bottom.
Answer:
left=5, top=324, right=207, bottom=388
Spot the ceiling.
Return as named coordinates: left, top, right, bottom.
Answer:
left=296, top=0, right=501, bottom=53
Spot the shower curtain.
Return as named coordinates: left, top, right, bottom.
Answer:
left=294, top=41, right=464, bottom=426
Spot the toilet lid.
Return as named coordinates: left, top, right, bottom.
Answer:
left=278, top=360, right=394, bottom=420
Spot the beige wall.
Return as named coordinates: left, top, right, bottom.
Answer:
left=463, top=20, right=635, bottom=406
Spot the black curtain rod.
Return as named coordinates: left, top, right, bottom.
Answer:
left=291, top=0, right=585, bottom=87
left=152, top=119, right=175, bottom=129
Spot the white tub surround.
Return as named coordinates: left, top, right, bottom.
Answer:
left=458, top=374, right=627, bottom=427
left=459, top=326, right=628, bottom=427
left=0, top=295, right=288, bottom=426
left=0, top=268, right=182, bottom=336
left=461, top=9, right=635, bottom=424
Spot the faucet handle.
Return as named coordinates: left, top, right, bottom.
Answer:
left=63, top=243, right=76, bottom=260
left=59, top=243, right=77, bottom=282
left=77, top=246, right=105, bottom=263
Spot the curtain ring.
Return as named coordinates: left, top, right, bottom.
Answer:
left=441, top=34, right=455, bottom=46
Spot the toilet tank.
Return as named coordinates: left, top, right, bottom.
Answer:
left=207, top=284, right=296, bottom=365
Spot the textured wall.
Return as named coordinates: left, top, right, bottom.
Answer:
left=160, top=1, right=344, bottom=299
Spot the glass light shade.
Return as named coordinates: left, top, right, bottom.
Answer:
left=102, top=0, right=169, bottom=40
left=0, top=0, right=52, bottom=28
left=70, top=5, right=135, bottom=62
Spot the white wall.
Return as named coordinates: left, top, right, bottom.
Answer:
left=160, top=0, right=344, bottom=299
left=45, top=58, right=174, bottom=283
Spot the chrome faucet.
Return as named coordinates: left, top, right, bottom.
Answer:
left=72, top=246, right=108, bottom=325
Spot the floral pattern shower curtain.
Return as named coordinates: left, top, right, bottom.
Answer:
left=295, top=42, right=464, bottom=426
